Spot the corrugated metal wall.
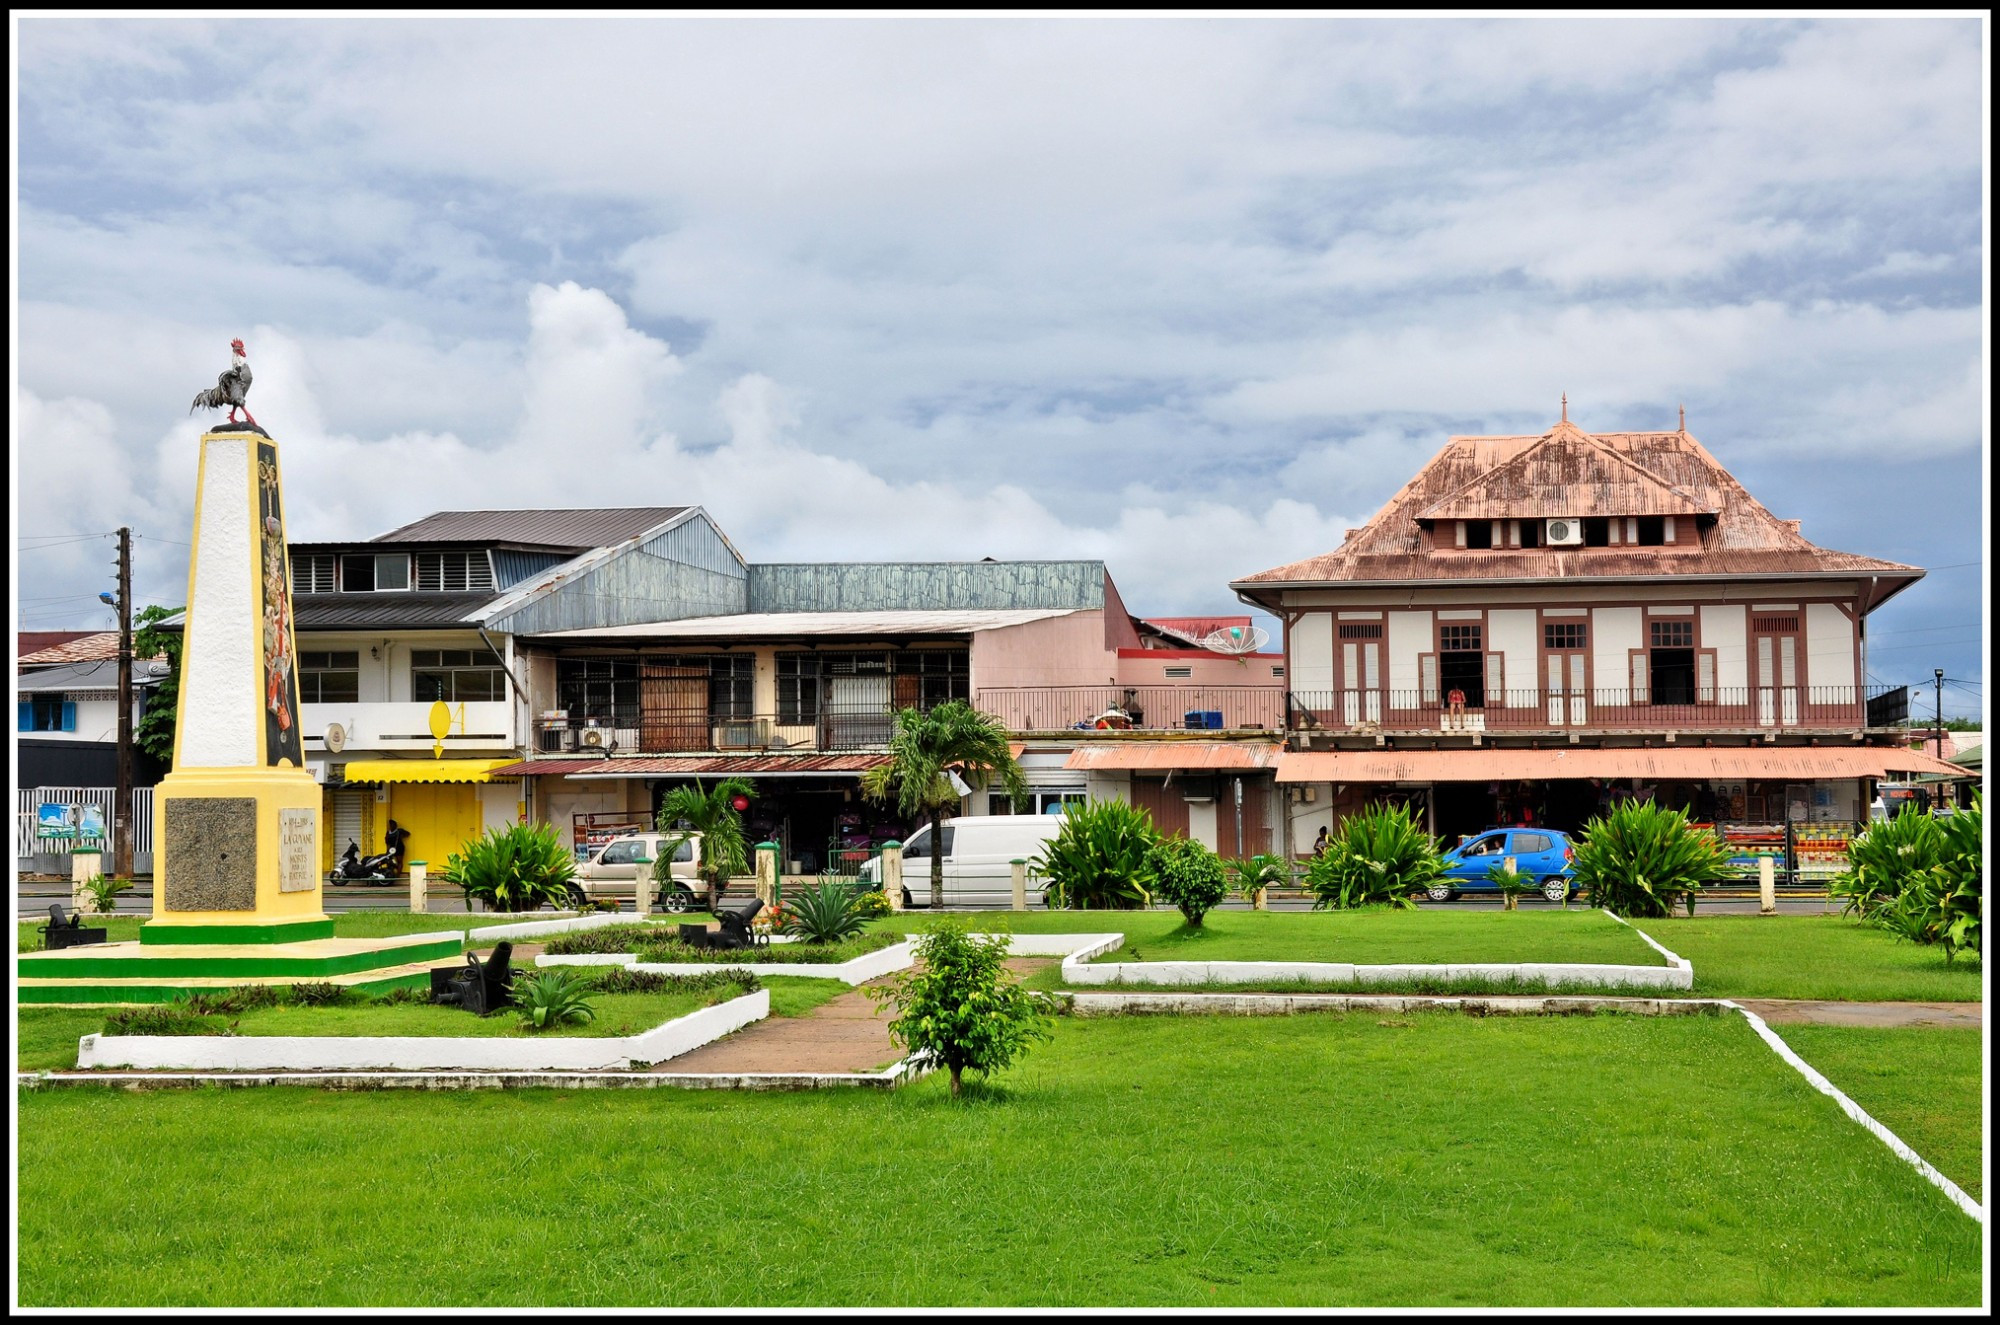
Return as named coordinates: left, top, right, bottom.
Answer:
left=492, top=549, right=574, bottom=589
left=748, top=561, right=1106, bottom=613
left=486, top=512, right=748, bottom=634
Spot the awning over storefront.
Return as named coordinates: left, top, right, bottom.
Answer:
left=1275, top=746, right=1965, bottom=784
left=1065, top=742, right=1279, bottom=772
left=489, top=754, right=894, bottom=779
left=339, top=758, right=524, bottom=784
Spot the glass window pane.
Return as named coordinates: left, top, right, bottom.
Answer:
left=376, top=555, right=409, bottom=590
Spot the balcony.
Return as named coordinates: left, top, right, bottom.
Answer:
left=536, top=706, right=902, bottom=756
left=301, top=701, right=516, bottom=753
left=973, top=686, right=1285, bottom=734
left=1285, top=686, right=1902, bottom=737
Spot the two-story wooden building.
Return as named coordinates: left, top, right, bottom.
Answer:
left=1232, top=413, right=1963, bottom=872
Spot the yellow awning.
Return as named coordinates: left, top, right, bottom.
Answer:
left=339, top=758, right=522, bottom=785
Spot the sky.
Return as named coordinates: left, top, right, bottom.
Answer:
left=12, top=15, right=1988, bottom=719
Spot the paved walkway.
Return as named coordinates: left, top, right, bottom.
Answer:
left=1734, top=999, right=1982, bottom=1029
left=660, top=957, right=1056, bottom=1074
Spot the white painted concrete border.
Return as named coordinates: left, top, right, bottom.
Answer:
left=19, top=1055, right=934, bottom=1093
left=541, top=939, right=920, bottom=986
left=1056, top=927, right=1689, bottom=991
left=465, top=912, right=620, bottom=942
left=1069, top=991, right=1723, bottom=1017
left=1603, top=910, right=1695, bottom=977
left=74, top=990, right=768, bottom=1073
left=1724, top=1000, right=1984, bottom=1224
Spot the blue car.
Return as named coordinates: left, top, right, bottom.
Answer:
left=1431, top=828, right=1578, bottom=903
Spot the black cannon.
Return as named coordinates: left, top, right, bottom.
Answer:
left=429, top=940, right=519, bottom=1015
left=679, top=898, right=767, bottom=951
left=41, top=902, right=108, bottom=951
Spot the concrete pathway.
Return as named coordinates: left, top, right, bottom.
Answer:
left=659, top=956, right=1056, bottom=1074
left=1734, top=999, right=1982, bottom=1029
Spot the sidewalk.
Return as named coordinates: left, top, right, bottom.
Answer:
left=1733, top=999, right=1981, bottom=1029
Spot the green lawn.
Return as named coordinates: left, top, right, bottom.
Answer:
left=1628, top=916, right=1983, bottom=1002
left=761, top=976, right=861, bottom=1019
left=17, top=912, right=497, bottom=952
left=175, top=989, right=730, bottom=1039
left=1771, top=1025, right=1984, bottom=1202
left=874, top=908, right=1662, bottom=966
left=15, top=1014, right=1981, bottom=1307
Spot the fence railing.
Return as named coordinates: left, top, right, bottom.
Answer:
left=15, top=786, right=154, bottom=865
left=1285, top=685, right=1901, bottom=734
left=973, top=686, right=1286, bottom=732
left=535, top=704, right=914, bottom=755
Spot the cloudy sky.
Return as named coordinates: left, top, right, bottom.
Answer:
left=13, top=15, right=1987, bottom=716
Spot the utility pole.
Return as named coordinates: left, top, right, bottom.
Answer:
left=1933, top=669, right=1945, bottom=762
left=115, top=527, right=133, bottom=880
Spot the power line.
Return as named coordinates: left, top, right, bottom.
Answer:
left=16, top=534, right=117, bottom=552
left=1866, top=638, right=1984, bottom=655
left=1868, top=621, right=1984, bottom=637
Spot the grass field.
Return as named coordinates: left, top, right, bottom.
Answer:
left=874, top=908, right=1663, bottom=966
left=1627, top=916, right=1983, bottom=1002
left=1771, top=1024, right=1985, bottom=1202
left=16, top=1012, right=1980, bottom=1307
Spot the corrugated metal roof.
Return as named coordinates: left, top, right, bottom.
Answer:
left=747, top=561, right=1105, bottom=613
left=16, top=658, right=171, bottom=691
left=371, top=508, right=688, bottom=547
left=488, top=754, right=894, bottom=778
left=294, top=592, right=500, bottom=630
left=1234, top=423, right=1923, bottom=596
left=529, top=608, right=1079, bottom=640
left=1064, top=742, right=1279, bottom=772
left=1274, top=746, right=1964, bottom=783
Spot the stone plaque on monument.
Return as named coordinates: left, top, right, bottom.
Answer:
left=278, top=808, right=318, bottom=893
left=162, top=798, right=260, bottom=912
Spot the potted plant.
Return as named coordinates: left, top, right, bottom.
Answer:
left=1230, top=853, right=1288, bottom=911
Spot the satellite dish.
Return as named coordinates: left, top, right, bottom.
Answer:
left=324, top=723, right=348, bottom=753
left=1202, top=625, right=1270, bottom=656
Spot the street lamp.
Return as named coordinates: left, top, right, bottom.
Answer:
left=1933, top=669, right=1945, bottom=761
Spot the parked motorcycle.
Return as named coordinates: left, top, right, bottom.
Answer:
left=329, top=840, right=397, bottom=885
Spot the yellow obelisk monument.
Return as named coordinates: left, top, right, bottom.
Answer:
left=143, top=426, right=330, bottom=944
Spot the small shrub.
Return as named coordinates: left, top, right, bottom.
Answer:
left=439, top=821, right=579, bottom=913
left=286, top=981, right=349, bottom=1007
left=1870, top=794, right=1982, bottom=964
left=846, top=881, right=891, bottom=920
left=541, top=923, right=669, bottom=956
left=592, top=966, right=759, bottom=997
left=1570, top=800, right=1736, bottom=918
left=1229, top=853, right=1289, bottom=905
left=1833, top=805, right=1944, bottom=918
left=1304, top=803, right=1440, bottom=910
left=377, top=984, right=427, bottom=1005
left=79, top=874, right=134, bottom=915
left=514, top=968, right=597, bottom=1031
left=103, top=997, right=230, bottom=1036
left=870, top=920, right=1053, bottom=1097
left=1483, top=860, right=1533, bottom=911
left=1148, top=836, right=1230, bottom=927
left=1037, top=799, right=1157, bottom=911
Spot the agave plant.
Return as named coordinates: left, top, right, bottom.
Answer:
left=1570, top=800, right=1735, bottom=918
left=1303, top=803, right=1441, bottom=910
left=513, top=968, right=597, bottom=1031
left=1832, top=805, right=1943, bottom=918
left=782, top=874, right=871, bottom=943
left=1871, top=794, right=1982, bottom=963
left=1036, top=799, right=1157, bottom=910
left=439, top=822, right=578, bottom=913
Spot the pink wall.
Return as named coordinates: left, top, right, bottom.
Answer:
left=971, top=610, right=1120, bottom=689
left=1115, top=649, right=1285, bottom=688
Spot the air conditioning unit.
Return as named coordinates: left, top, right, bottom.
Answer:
left=1545, top=517, right=1584, bottom=546
left=536, top=719, right=570, bottom=754
left=578, top=727, right=610, bottom=751
left=714, top=718, right=772, bottom=750
left=1180, top=777, right=1216, bottom=803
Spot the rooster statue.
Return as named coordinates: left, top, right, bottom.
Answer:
left=190, top=338, right=257, bottom=428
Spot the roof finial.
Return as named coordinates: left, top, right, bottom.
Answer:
left=1560, top=392, right=1567, bottom=424
left=1678, top=403, right=1686, bottom=433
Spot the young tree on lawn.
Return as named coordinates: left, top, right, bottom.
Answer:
left=133, top=604, right=185, bottom=763
left=657, top=777, right=754, bottom=913
left=872, top=920, right=1052, bottom=1097
left=860, top=700, right=1025, bottom=909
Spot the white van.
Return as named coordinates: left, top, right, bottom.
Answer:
left=858, top=815, right=1065, bottom=908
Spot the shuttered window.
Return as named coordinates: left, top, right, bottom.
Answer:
left=413, top=551, right=496, bottom=593
left=291, top=554, right=336, bottom=595
left=1420, top=654, right=1439, bottom=704
left=1485, top=653, right=1506, bottom=708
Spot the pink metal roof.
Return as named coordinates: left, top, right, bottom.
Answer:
left=1234, top=421, right=1922, bottom=597
left=1275, top=746, right=1964, bottom=784
left=18, top=632, right=164, bottom=667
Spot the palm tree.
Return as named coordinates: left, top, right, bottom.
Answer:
left=861, top=700, right=1025, bottom=909
left=657, top=777, right=755, bottom=913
